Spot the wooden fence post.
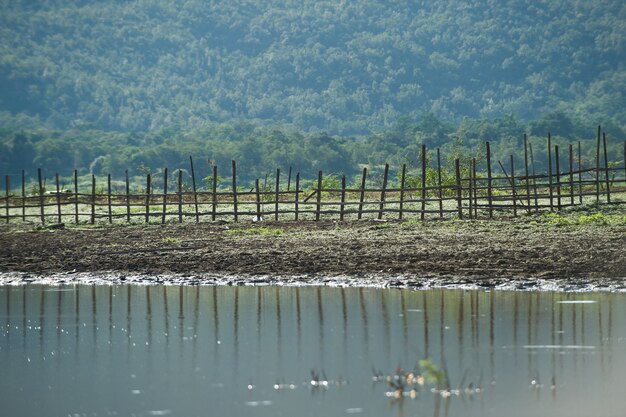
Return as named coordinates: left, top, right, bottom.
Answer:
left=4, top=175, right=9, bottom=223
left=421, top=144, right=427, bottom=220
left=378, top=163, right=389, bottom=220
left=232, top=160, right=238, bottom=222
left=340, top=175, right=346, bottom=221
left=578, top=141, right=583, bottom=204
left=569, top=144, right=574, bottom=206
left=107, top=173, right=112, bottom=224
left=316, top=170, right=322, bottom=221
left=467, top=160, right=473, bottom=219
left=211, top=165, right=217, bottom=221
left=38, top=168, right=45, bottom=224
left=523, top=134, right=531, bottom=213
left=21, top=170, right=26, bottom=222
left=486, top=141, right=493, bottom=218
left=294, top=172, right=300, bottom=221
left=437, top=148, right=443, bottom=218
left=125, top=170, right=130, bottom=223
left=399, top=163, right=406, bottom=220
left=287, top=166, right=292, bottom=192
left=472, top=158, right=478, bottom=218
left=555, top=146, right=561, bottom=210
left=603, top=132, right=611, bottom=203
left=358, top=167, right=367, bottom=220
left=596, top=125, right=601, bottom=201
left=274, top=168, right=280, bottom=221
left=255, top=178, right=261, bottom=220
left=145, top=173, right=151, bottom=223
left=178, top=169, right=183, bottom=223
left=90, top=174, right=96, bottom=225
left=73, top=170, right=79, bottom=224
left=190, top=156, right=199, bottom=222
left=55, top=173, right=61, bottom=223
left=454, top=159, right=463, bottom=219
left=510, top=155, right=517, bottom=217
left=162, top=168, right=168, bottom=224
left=548, top=133, right=553, bottom=211
left=528, top=141, right=538, bottom=211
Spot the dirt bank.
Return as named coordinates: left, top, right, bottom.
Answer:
left=1, top=208, right=625, bottom=289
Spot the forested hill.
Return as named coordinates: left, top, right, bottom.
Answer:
left=1, top=0, right=625, bottom=135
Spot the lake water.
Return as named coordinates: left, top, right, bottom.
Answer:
left=1, top=285, right=625, bottom=417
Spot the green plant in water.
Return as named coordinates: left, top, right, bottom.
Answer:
left=418, top=358, right=446, bottom=387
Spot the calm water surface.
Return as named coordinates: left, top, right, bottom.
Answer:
left=1, top=285, right=625, bottom=417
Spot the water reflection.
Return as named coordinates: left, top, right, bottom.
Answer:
left=1, top=286, right=625, bottom=417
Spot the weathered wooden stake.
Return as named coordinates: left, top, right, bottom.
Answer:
left=340, top=175, right=346, bottom=221
left=73, top=170, right=79, bottom=224
left=486, top=141, right=493, bottom=218
left=528, top=141, right=538, bottom=211
left=523, top=134, right=531, bottom=213
left=287, top=166, right=292, bottom=192
left=90, top=174, right=96, bottom=225
left=378, top=163, right=389, bottom=220
left=211, top=165, right=217, bottom=221
left=578, top=141, right=583, bottom=204
left=548, top=133, right=553, bottom=211
left=255, top=178, right=261, bottom=220
left=420, top=144, right=427, bottom=220
left=436, top=148, right=443, bottom=218
left=510, top=155, right=517, bottom=217
left=145, top=173, right=151, bottom=223
left=603, top=133, right=611, bottom=203
left=162, top=168, right=168, bottom=224
left=178, top=170, right=183, bottom=223
left=274, top=168, right=280, bottom=221
left=190, top=156, right=199, bottom=222
left=125, top=170, right=130, bottom=223
left=454, top=158, right=463, bottom=219
left=21, top=170, right=26, bottom=221
left=294, top=172, right=300, bottom=221
left=596, top=125, right=601, bottom=201
left=555, top=146, right=561, bottom=210
left=472, top=158, right=478, bottom=218
left=358, top=167, right=367, bottom=220
left=5, top=175, right=9, bottom=223
left=38, top=168, right=45, bottom=224
left=316, top=170, right=323, bottom=221
left=399, top=163, right=406, bottom=220
left=467, top=160, right=473, bottom=219
left=105, top=173, right=112, bottom=223
left=569, top=144, right=574, bottom=206
left=232, top=160, right=238, bottom=222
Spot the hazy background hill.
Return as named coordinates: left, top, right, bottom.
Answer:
left=0, top=0, right=624, bottom=183
left=1, top=0, right=624, bottom=134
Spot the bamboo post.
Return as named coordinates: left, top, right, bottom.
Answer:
left=486, top=141, right=493, bottom=218
left=38, top=168, right=45, bottom=224
left=316, top=170, right=323, bottom=221
left=90, top=174, right=96, bottom=225
left=190, top=156, right=199, bottom=222
left=294, top=172, right=300, bottom=221
left=399, top=163, right=406, bottom=220
left=555, top=146, right=561, bottom=210
left=125, top=170, right=130, bottom=223
left=548, top=133, right=553, bottom=211
left=528, top=141, right=538, bottom=211
left=4, top=175, right=9, bottom=223
left=255, top=178, right=261, bottom=220
left=454, top=159, right=463, bottom=219
left=523, top=134, right=531, bottom=214
left=596, top=125, right=601, bottom=201
left=178, top=170, right=183, bottom=223
left=73, top=170, right=79, bottom=224
left=211, top=165, right=217, bottom=221
left=55, top=173, right=61, bottom=223
left=274, top=168, right=280, bottom=221
left=340, top=175, right=346, bottom=221
left=569, top=144, right=574, bottom=206
left=467, top=160, right=473, bottom=219
left=232, top=160, right=238, bottom=222
left=21, top=170, right=26, bottom=221
left=420, top=144, right=427, bottom=220
left=510, top=155, right=517, bottom=217
left=436, top=148, right=443, bottom=218
left=287, top=166, right=292, bottom=192
left=603, top=133, right=611, bottom=203
left=578, top=141, right=583, bottom=204
left=162, top=168, right=168, bottom=224
left=378, top=163, right=389, bottom=220
left=145, top=173, right=151, bottom=223
left=358, top=167, right=367, bottom=219
left=107, top=173, right=112, bottom=224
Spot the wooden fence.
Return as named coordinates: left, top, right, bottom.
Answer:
left=2, top=134, right=626, bottom=225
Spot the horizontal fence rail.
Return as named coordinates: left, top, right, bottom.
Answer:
left=1, top=133, right=626, bottom=225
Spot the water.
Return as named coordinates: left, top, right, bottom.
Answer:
left=1, top=285, right=625, bottom=417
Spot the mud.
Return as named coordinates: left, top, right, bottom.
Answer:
left=1, top=217, right=625, bottom=291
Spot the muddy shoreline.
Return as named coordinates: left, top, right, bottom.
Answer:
left=1, top=215, right=625, bottom=291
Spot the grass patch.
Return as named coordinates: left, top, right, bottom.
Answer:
left=161, top=236, right=182, bottom=244
left=226, top=226, right=285, bottom=236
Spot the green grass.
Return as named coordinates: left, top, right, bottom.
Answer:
left=226, top=226, right=285, bottom=236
